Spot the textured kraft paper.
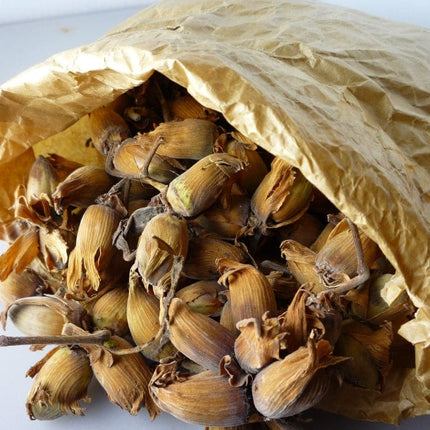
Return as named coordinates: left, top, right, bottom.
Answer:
left=0, top=0, right=430, bottom=424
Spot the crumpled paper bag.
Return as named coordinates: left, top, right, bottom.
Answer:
left=1, top=0, right=429, bottom=424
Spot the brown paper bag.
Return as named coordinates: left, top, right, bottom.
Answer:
left=1, top=0, right=429, bottom=424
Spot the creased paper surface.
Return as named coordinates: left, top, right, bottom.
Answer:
left=1, top=0, right=430, bottom=423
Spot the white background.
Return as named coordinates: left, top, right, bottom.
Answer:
left=1, top=1, right=430, bottom=429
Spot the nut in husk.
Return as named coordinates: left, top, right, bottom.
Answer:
left=168, top=297, right=236, bottom=372
left=2, top=295, right=89, bottom=337
left=168, top=93, right=219, bottom=121
left=25, top=346, right=92, bottom=420
left=335, top=319, right=393, bottom=390
left=249, top=157, right=313, bottom=233
left=89, top=107, right=130, bottom=155
left=215, top=132, right=268, bottom=195
left=109, top=136, right=183, bottom=185
left=91, top=286, right=129, bottom=336
left=315, top=218, right=381, bottom=290
left=252, top=335, right=347, bottom=419
left=132, top=212, right=188, bottom=296
left=149, top=360, right=250, bottom=427
left=135, top=118, right=218, bottom=160
left=166, top=153, right=247, bottom=218
left=127, top=277, right=176, bottom=362
left=190, top=194, right=250, bottom=239
left=217, top=258, right=277, bottom=326
left=25, top=155, right=59, bottom=206
left=66, top=203, right=122, bottom=297
left=0, top=269, right=40, bottom=306
left=52, top=165, right=114, bottom=214
left=183, top=236, right=248, bottom=281
left=85, top=334, right=160, bottom=418
left=175, top=280, right=226, bottom=316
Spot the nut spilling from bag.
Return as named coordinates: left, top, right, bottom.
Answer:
left=0, top=73, right=416, bottom=427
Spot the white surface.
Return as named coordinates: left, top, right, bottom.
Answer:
left=1, top=1, right=430, bottom=429
left=0, top=0, right=150, bottom=24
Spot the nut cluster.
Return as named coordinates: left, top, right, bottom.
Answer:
left=0, top=72, right=415, bottom=428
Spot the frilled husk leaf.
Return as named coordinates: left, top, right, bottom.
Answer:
left=190, top=194, right=250, bottom=239
left=280, top=239, right=324, bottom=289
left=315, top=218, right=381, bottom=287
left=234, top=312, right=288, bottom=373
left=0, top=227, right=39, bottom=282
left=250, top=157, right=313, bottom=232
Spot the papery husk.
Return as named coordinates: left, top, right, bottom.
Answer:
left=0, top=218, right=29, bottom=243
left=339, top=319, right=393, bottom=386
left=149, top=360, right=250, bottom=426
left=168, top=94, right=219, bottom=122
left=25, top=155, right=59, bottom=204
left=26, top=346, right=92, bottom=420
left=280, top=239, right=324, bottom=289
left=220, top=298, right=236, bottom=334
left=315, top=218, right=382, bottom=287
left=1, top=0, right=430, bottom=422
left=0, top=227, right=40, bottom=281
left=214, top=132, right=268, bottom=195
left=88, top=107, right=130, bottom=155
left=190, top=194, right=250, bottom=239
